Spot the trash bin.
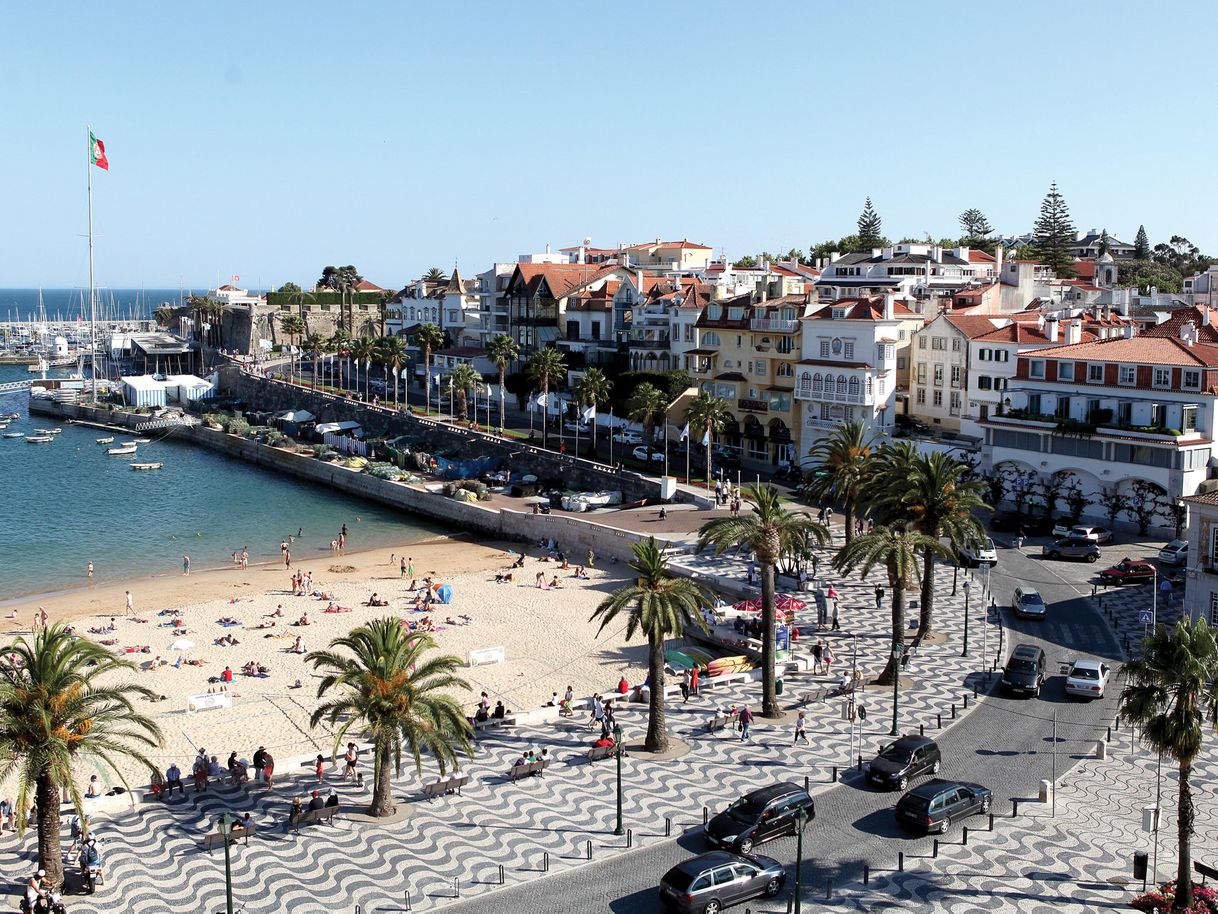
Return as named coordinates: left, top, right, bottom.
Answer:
left=775, top=679, right=784, bottom=696
left=1133, top=851, right=1148, bottom=880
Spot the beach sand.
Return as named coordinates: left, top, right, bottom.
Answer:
left=2, top=535, right=645, bottom=787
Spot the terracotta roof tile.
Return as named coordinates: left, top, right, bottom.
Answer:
left=1033, top=335, right=1218, bottom=367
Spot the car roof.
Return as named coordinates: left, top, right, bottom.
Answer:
left=1011, top=643, right=1043, bottom=658
left=903, top=777, right=970, bottom=799
left=672, top=851, right=743, bottom=874
left=1165, top=540, right=1188, bottom=549
left=1070, top=658, right=1105, bottom=671
left=742, top=782, right=805, bottom=805
left=890, top=735, right=937, bottom=750
left=1017, top=589, right=1044, bottom=600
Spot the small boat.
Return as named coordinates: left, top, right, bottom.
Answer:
left=1, top=412, right=19, bottom=421
left=26, top=435, right=54, bottom=444
left=133, top=438, right=151, bottom=444
left=4, top=432, right=25, bottom=439
left=96, top=437, right=115, bottom=444
left=131, top=462, right=164, bottom=470
left=35, top=428, right=62, bottom=435
left=0, top=423, right=8, bottom=431
left=120, top=441, right=138, bottom=447
left=107, top=445, right=137, bottom=455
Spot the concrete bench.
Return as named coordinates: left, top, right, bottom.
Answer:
left=706, top=714, right=733, bottom=734
left=507, top=759, right=550, bottom=782
left=586, top=744, right=616, bottom=762
left=473, top=716, right=515, bottom=734
left=701, top=670, right=751, bottom=690
left=292, top=805, right=339, bottom=832
left=201, top=823, right=257, bottom=854
left=423, top=773, right=470, bottom=800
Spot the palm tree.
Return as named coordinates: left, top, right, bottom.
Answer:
left=683, top=390, right=733, bottom=487
left=526, top=347, right=568, bottom=449
left=279, top=315, right=306, bottom=384
left=833, top=525, right=947, bottom=684
left=422, top=267, right=448, bottom=284
left=699, top=486, right=826, bottom=716
left=377, top=335, right=407, bottom=407
left=591, top=538, right=712, bottom=751
left=871, top=447, right=989, bottom=638
left=413, top=323, right=445, bottom=414
left=154, top=305, right=174, bottom=330
left=303, top=333, right=329, bottom=387
left=803, top=419, right=878, bottom=546
left=486, top=333, right=520, bottom=431
left=1120, top=616, right=1218, bottom=910
left=0, top=624, right=162, bottom=886
left=308, top=620, right=473, bottom=818
left=575, top=367, right=613, bottom=454
left=448, top=363, right=484, bottom=422
left=329, top=330, right=351, bottom=389
left=349, top=336, right=377, bottom=400
left=628, top=383, right=669, bottom=458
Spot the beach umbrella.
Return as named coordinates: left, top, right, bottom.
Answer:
left=775, top=593, right=807, bottom=613
left=168, top=638, right=195, bottom=652
left=732, top=597, right=762, bottom=613
left=431, top=583, right=453, bottom=605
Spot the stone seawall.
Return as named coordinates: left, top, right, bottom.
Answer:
left=31, top=399, right=680, bottom=564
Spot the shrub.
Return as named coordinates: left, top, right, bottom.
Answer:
left=366, top=462, right=401, bottom=480
left=441, top=479, right=489, bottom=501
left=228, top=418, right=250, bottom=436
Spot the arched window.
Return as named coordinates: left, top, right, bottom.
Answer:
left=777, top=362, right=792, bottom=378
left=848, top=377, right=860, bottom=399
left=837, top=375, right=848, bottom=396
left=812, top=373, right=823, bottom=392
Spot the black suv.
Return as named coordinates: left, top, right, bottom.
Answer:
left=895, top=778, right=993, bottom=834
left=866, top=735, right=941, bottom=790
left=704, top=782, right=815, bottom=853
left=1002, top=643, right=1047, bottom=697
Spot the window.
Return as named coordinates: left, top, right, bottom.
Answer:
left=1058, top=362, right=1074, bottom=381
left=899, top=329, right=906, bottom=340
left=820, top=339, right=831, bottom=358
left=843, top=341, right=855, bottom=359
left=951, top=337, right=961, bottom=352
left=897, top=356, right=907, bottom=370
left=950, top=365, right=961, bottom=387
left=1183, top=369, right=1202, bottom=390
left=1153, top=367, right=1171, bottom=388
left=932, top=337, right=946, bottom=351
left=684, top=325, right=694, bottom=342
left=917, top=363, right=927, bottom=384
left=1119, top=365, right=1137, bottom=386
left=703, top=332, right=720, bottom=346
left=777, top=362, right=792, bottom=378
left=934, top=365, right=944, bottom=386
left=727, top=307, right=744, bottom=320
left=812, top=373, right=823, bottom=392
left=707, top=305, right=722, bottom=320
left=979, top=349, right=992, bottom=362
left=996, top=350, right=1010, bottom=363
left=1051, top=437, right=1104, bottom=460
left=918, top=336, right=927, bottom=349
left=1183, top=405, right=1198, bottom=432
left=1088, top=363, right=1104, bottom=383
left=933, top=390, right=943, bottom=407
left=848, top=377, right=860, bottom=399
left=1111, top=443, right=1173, bottom=468
left=950, top=391, right=961, bottom=413
left=916, top=388, right=926, bottom=404
left=1183, top=447, right=1210, bottom=469
left=836, top=376, right=848, bottom=396
left=754, top=360, right=767, bottom=376
left=1029, top=360, right=1045, bottom=379
left=992, top=429, right=1042, bottom=451
left=1210, top=593, right=1218, bottom=626
left=1028, top=393, right=1042, bottom=414
left=978, top=376, right=992, bottom=390
left=979, top=404, right=989, bottom=421
left=776, top=337, right=793, bottom=354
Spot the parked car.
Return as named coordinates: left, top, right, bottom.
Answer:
left=1064, top=658, right=1111, bottom=699
left=1002, top=643, right=1047, bottom=697
left=1065, top=525, right=1114, bottom=545
left=865, top=736, right=941, bottom=791
left=1042, top=538, right=1101, bottom=563
left=990, top=512, right=1053, bottom=535
left=632, top=446, right=665, bottom=463
left=1159, top=540, right=1189, bottom=566
left=704, top=782, right=815, bottom=853
left=958, top=537, right=997, bottom=566
left=1012, top=585, right=1047, bottom=620
left=895, top=779, right=993, bottom=834
left=612, top=431, right=643, bottom=445
left=658, top=851, right=786, bottom=913
left=563, top=421, right=589, bottom=434
left=712, top=447, right=741, bottom=469
left=1100, top=559, right=1156, bottom=585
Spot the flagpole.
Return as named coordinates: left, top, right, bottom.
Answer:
left=87, top=124, right=97, bottom=402
left=663, top=419, right=669, bottom=477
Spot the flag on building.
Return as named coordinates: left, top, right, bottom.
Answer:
left=89, top=132, right=109, bottom=170
left=581, top=404, right=596, bottom=422
left=678, top=423, right=689, bottom=441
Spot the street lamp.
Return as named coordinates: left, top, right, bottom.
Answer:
left=216, top=812, right=236, bottom=914
left=613, top=721, right=625, bottom=836
left=890, top=640, right=903, bottom=736
left=793, top=806, right=807, bottom=914
left=962, top=580, right=972, bottom=658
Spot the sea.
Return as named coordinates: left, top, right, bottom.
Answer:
left=0, top=363, right=442, bottom=599
left=0, top=288, right=201, bottom=323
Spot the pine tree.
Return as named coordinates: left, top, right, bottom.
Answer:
left=857, top=198, right=884, bottom=251
left=958, top=208, right=993, bottom=240
left=1134, top=224, right=1151, bottom=260
left=1098, top=229, right=1111, bottom=257
left=1031, top=182, right=1077, bottom=275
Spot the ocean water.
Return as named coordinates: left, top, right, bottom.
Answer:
left=0, top=365, right=441, bottom=598
left=0, top=288, right=190, bottom=323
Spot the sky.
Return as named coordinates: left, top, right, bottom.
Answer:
left=2, top=0, right=1216, bottom=288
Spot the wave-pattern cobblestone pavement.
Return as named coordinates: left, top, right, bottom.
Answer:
left=0, top=538, right=1002, bottom=914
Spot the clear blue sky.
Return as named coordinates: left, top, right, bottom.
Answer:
left=2, top=1, right=1213, bottom=288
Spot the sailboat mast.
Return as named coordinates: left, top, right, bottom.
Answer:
left=87, top=124, right=97, bottom=401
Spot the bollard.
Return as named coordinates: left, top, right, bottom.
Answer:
left=898, top=851, right=905, bottom=872
left=356, top=906, right=362, bottom=914
left=973, top=685, right=978, bottom=699
left=665, top=816, right=672, bottom=837
left=453, top=877, right=459, bottom=899
left=1116, top=716, right=1122, bottom=731
left=919, top=724, right=924, bottom=737
left=586, top=840, right=592, bottom=860
left=627, top=828, right=633, bottom=848
left=951, top=703, right=957, bottom=719
left=937, top=713, right=942, bottom=729
left=1107, top=726, right=1112, bottom=743
left=804, top=775, right=810, bottom=793
left=543, top=851, right=550, bottom=873
left=1096, top=740, right=1107, bottom=761
left=933, top=838, right=939, bottom=858
left=962, top=825, right=969, bottom=846
left=832, top=765, right=838, bottom=783
left=964, top=694, right=970, bottom=709
left=989, top=813, right=994, bottom=832
left=1012, top=798, right=1020, bottom=816
left=703, top=806, right=709, bottom=825
left=404, top=888, right=412, bottom=911
left=826, top=877, right=834, bottom=900
left=863, top=864, right=870, bottom=885
left=857, top=753, right=863, bottom=770
left=498, top=864, right=505, bottom=885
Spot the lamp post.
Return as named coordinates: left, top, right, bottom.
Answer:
left=216, top=812, right=235, bottom=914
left=962, top=580, right=972, bottom=657
left=613, top=721, right=623, bottom=838
left=793, top=806, right=806, bottom=914
left=890, top=640, right=903, bottom=736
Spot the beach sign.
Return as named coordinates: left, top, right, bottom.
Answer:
left=468, top=646, right=506, bottom=667
left=187, top=692, right=233, bottom=714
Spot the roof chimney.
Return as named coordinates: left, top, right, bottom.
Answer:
left=829, top=251, right=841, bottom=264
left=1124, top=324, right=1135, bottom=339
left=1181, top=319, right=1197, bottom=344
left=1204, top=304, right=1212, bottom=328
left=1045, top=316, right=1059, bottom=343
left=994, top=244, right=1004, bottom=277
left=882, top=293, right=895, bottom=321
left=1065, top=319, right=1081, bottom=345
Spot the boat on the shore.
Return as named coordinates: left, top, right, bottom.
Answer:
left=130, top=462, right=164, bottom=470
left=26, top=435, right=54, bottom=444
left=96, top=436, right=114, bottom=444
left=107, top=445, right=137, bottom=455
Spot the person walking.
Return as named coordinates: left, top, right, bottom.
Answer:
left=738, top=705, right=754, bottom=742
left=679, top=669, right=690, bottom=703
left=124, top=590, right=134, bottom=616
left=793, top=710, right=808, bottom=744
left=874, top=584, right=884, bottom=610
left=812, top=641, right=823, bottom=674
left=690, top=665, right=699, bottom=697
left=831, top=594, right=841, bottom=631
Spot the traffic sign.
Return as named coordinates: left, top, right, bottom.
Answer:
left=1138, top=609, right=1153, bottom=624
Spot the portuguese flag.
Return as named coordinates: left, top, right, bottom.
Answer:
left=90, top=132, right=109, bottom=170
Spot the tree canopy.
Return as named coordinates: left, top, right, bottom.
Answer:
left=958, top=208, right=993, bottom=242
left=857, top=197, right=884, bottom=250
left=1134, top=224, right=1151, bottom=260
left=1031, top=182, right=1077, bottom=275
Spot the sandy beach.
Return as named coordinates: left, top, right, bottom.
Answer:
left=1, top=534, right=645, bottom=789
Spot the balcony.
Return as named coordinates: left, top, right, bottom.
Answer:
left=750, top=317, right=799, bottom=333
left=989, top=409, right=1204, bottom=443
left=738, top=398, right=769, bottom=414
left=628, top=337, right=670, bottom=350
left=795, top=384, right=873, bottom=406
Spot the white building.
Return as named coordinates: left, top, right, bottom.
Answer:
left=816, top=244, right=998, bottom=305
left=1182, top=491, right=1218, bottom=625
